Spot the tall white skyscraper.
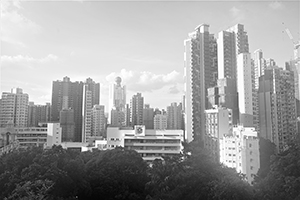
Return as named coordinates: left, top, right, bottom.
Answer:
left=237, top=53, right=258, bottom=130
left=226, top=24, right=249, bottom=56
left=183, top=24, right=217, bottom=143
left=217, top=30, right=236, bottom=80
left=217, top=24, right=250, bottom=126
left=108, top=77, right=126, bottom=126
left=0, top=88, right=29, bottom=128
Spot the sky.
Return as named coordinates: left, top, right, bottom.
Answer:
left=1, top=0, right=299, bottom=112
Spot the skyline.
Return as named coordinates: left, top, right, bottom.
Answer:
left=1, top=0, right=299, bottom=111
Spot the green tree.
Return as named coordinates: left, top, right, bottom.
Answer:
left=0, top=147, right=43, bottom=199
left=85, top=147, right=149, bottom=200
left=254, top=142, right=300, bottom=200
left=6, top=179, right=54, bottom=200
left=146, top=141, right=255, bottom=200
left=255, top=137, right=276, bottom=181
left=20, top=145, right=88, bottom=199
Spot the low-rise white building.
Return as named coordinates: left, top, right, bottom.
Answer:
left=220, top=125, right=260, bottom=184
left=107, top=125, right=183, bottom=161
left=14, top=126, right=48, bottom=148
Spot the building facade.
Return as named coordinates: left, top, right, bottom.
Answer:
left=183, top=24, right=218, bottom=143
left=107, top=125, right=184, bottom=161
left=204, top=106, right=232, bottom=162
left=51, top=76, right=84, bottom=142
left=0, top=88, right=29, bottom=128
left=253, top=49, right=266, bottom=90
left=143, top=104, right=154, bottom=129
left=28, top=102, right=51, bottom=127
left=207, top=78, right=239, bottom=124
left=91, top=105, right=106, bottom=137
left=82, top=78, right=100, bottom=142
left=216, top=24, right=249, bottom=125
left=109, top=77, right=126, bottom=126
left=1, top=126, right=47, bottom=148
left=219, top=126, right=260, bottom=184
left=258, top=66, right=298, bottom=152
left=154, top=114, right=168, bottom=130
left=237, top=53, right=258, bottom=130
left=45, top=123, right=62, bottom=148
left=59, top=108, right=75, bottom=142
left=130, top=93, right=144, bottom=126
left=167, top=102, right=183, bottom=130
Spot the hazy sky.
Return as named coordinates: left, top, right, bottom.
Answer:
left=1, top=0, right=299, bottom=111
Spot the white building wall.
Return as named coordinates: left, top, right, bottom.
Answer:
left=219, top=125, right=260, bottom=184
left=183, top=38, right=193, bottom=142
left=107, top=126, right=183, bottom=161
left=107, top=127, right=125, bottom=149
left=46, top=123, right=62, bottom=147
left=237, top=53, right=254, bottom=127
left=217, top=31, right=225, bottom=79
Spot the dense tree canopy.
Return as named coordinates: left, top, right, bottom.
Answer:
left=254, top=142, right=300, bottom=200
left=0, top=140, right=299, bottom=199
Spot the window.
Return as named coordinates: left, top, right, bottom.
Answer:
left=250, top=166, right=254, bottom=170
left=250, top=151, right=252, bottom=155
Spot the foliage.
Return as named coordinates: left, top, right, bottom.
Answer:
left=254, top=142, right=300, bottom=200
left=254, top=137, right=276, bottom=181
left=1, top=140, right=300, bottom=200
left=146, top=141, right=256, bottom=200
left=85, top=147, right=149, bottom=200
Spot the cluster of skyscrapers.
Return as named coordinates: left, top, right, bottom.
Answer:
left=183, top=23, right=299, bottom=183
left=1, top=22, right=299, bottom=183
left=184, top=23, right=299, bottom=151
left=108, top=77, right=184, bottom=131
left=0, top=76, right=184, bottom=144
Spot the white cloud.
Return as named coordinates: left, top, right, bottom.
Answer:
left=37, top=94, right=51, bottom=104
left=269, top=1, right=284, bottom=10
left=230, top=6, right=245, bottom=22
left=1, top=54, right=58, bottom=66
left=169, top=85, right=180, bottom=94
left=105, top=69, right=181, bottom=92
left=1, top=0, right=42, bottom=46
